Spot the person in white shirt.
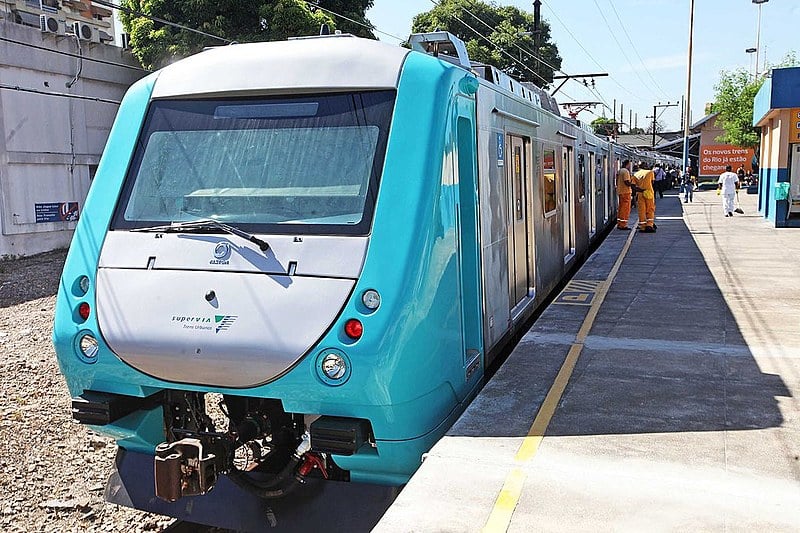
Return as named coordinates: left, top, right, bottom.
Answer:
left=717, top=165, right=739, bottom=217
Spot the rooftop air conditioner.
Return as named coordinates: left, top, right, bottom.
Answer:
left=72, top=21, right=99, bottom=43
left=40, top=14, right=65, bottom=36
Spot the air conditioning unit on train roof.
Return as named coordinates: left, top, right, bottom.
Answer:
left=72, top=21, right=100, bottom=43
left=40, top=14, right=65, bottom=36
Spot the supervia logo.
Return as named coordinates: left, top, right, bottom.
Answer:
left=215, top=315, right=238, bottom=333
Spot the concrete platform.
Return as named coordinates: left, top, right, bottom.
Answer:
left=376, top=189, right=800, bottom=532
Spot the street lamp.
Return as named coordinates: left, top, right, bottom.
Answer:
left=753, top=0, right=769, bottom=77
left=746, top=47, right=757, bottom=79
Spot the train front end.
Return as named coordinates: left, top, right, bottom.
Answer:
left=52, top=35, right=482, bottom=526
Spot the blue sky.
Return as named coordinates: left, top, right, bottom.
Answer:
left=366, top=0, right=799, bottom=131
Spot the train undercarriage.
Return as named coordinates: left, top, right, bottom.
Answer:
left=74, top=390, right=385, bottom=515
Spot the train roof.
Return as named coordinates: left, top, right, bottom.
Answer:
left=151, top=35, right=410, bottom=99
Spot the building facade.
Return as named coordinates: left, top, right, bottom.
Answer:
left=0, top=2, right=146, bottom=257
left=753, top=66, right=800, bottom=228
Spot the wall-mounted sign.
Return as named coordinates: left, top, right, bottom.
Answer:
left=699, top=144, right=755, bottom=176
left=496, top=133, right=504, bottom=167
left=35, top=202, right=79, bottom=223
left=790, top=108, right=800, bottom=143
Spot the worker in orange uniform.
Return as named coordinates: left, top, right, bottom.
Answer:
left=615, top=159, right=634, bottom=230
left=634, top=162, right=656, bottom=233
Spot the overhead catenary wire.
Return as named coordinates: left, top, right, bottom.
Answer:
left=459, top=0, right=566, bottom=77
left=91, top=0, right=234, bottom=44
left=428, top=0, right=577, bottom=101
left=605, top=0, right=670, bottom=99
left=101, top=0, right=406, bottom=46
left=0, top=83, right=121, bottom=105
left=0, top=36, right=150, bottom=72
left=589, top=0, right=660, bottom=102
left=541, top=1, right=647, bottom=103
left=301, top=1, right=406, bottom=43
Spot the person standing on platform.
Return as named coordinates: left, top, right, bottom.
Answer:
left=669, top=166, right=679, bottom=189
left=653, top=164, right=667, bottom=198
left=717, top=165, right=739, bottom=217
left=682, top=166, right=696, bottom=203
left=634, top=162, right=656, bottom=232
left=616, top=159, right=635, bottom=231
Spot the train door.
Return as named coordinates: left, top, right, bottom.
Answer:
left=602, top=154, right=609, bottom=223
left=610, top=152, right=621, bottom=220
left=589, top=152, right=597, bottom=236
left=454, top=106, right=482, bottom=379
left=562, top=145, right=575, bottom=259
left=507, top=135, right=529, bottom=307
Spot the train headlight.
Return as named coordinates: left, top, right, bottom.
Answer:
left=316, top=350, right=351, bottom=386
left=78, top=276, right=90, bottom=295
left=361, top=289, right=381, bottom=310
left=322, top=353, right=347, bottom=380
left=79, top=334, right=99, bottom=360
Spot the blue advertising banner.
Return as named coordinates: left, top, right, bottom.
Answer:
left=35, top=202, right=79, bottom=223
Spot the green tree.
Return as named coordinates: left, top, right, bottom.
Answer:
left=411, top=0, right=562, bottom=87
left=590, top=116, right=616, bottom=136
left=712, top=68, right=764, bottom=148
left=315, top=0, right=375, bottom=39
left=713, top=51, right=799, bottom=148
left=120, top=1, right=374, bottom=70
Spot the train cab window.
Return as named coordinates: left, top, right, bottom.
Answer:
left=111, top=91, right=395, bottom=236
left=542, top=148, right=557, bottom=215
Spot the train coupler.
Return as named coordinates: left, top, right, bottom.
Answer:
left=297, top=452, right=328, bottom=480
left=154, top=437, right=225, bottom=502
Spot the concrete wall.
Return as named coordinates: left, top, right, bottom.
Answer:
left=757, top=111, right=794, bottom=226
left=0, top=17, right=146, bottom=257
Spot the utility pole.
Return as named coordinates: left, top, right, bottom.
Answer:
left=651, top=101, right=679, bottom=148
left=613, top=99, right=617, bottom=127
left=533, top=0, right=541, bottom=84
left=682, top=0, right=695, bottom=170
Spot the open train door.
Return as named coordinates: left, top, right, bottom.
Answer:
left=589, top=152, right=599, bottom=237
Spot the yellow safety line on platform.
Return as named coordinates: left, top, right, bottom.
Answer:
left=482, top=229, right=636, bottom=533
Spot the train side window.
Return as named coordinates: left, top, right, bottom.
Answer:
left=542, top=148, right=557, bottom=216
left=578, top=153, right=586, bottom=201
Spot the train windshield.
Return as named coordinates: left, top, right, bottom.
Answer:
left=112, top=91, right=395, bottom=235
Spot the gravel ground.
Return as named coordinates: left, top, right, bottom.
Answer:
left=0, top=250, right=174, bottom=532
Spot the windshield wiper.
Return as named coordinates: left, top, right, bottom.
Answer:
left=130, top=219, right=270, bottom=252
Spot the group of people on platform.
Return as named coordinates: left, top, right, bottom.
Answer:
left=616, top=161, right=745, bottom=231
left=615, top=159, right=658, bottom=232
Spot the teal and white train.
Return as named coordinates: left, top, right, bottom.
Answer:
left=53, top=32, right=661, bottom=529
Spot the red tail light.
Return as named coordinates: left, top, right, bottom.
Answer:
left=344, top=319, right=363, bottom=340
left=78, top=302, right=90, bottom=320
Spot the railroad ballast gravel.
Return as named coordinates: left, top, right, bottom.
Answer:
left=0, top=250, right=174, bottom=532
